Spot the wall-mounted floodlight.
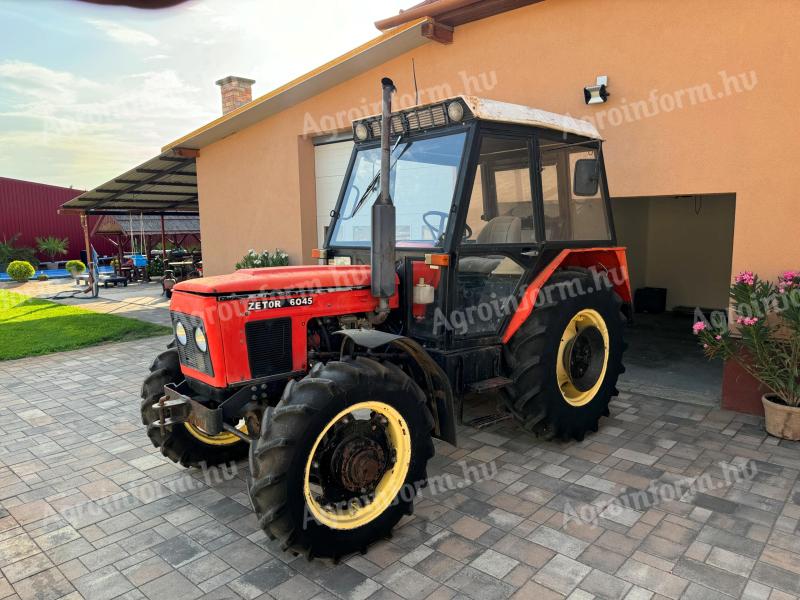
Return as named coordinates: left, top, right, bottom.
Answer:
left=584, top=76, right=609, bottom=105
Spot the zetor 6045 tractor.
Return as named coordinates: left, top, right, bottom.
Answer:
left=142, top=78, right=631, bottom=560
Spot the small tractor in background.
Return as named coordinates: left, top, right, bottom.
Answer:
left=141, top=78, right=630, bottom=560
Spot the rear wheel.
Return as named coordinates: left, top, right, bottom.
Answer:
left=502, top=269, right=626, bottom=440
left=248, top=357, right=434, bottom=560
left=140, top=348, right=248, bottom=468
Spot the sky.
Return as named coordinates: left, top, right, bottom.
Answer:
left=0, top=0, right=409, bottom=189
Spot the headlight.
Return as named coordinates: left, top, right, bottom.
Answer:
left=175, top=321, right=187, bottom=345
left=194, top=326, right=208, bottom=352
left=447, top=101, right=464, bottom=122
left=354, top=122, right=369, bottom=141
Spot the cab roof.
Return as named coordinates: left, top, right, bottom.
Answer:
left=353, top=95, right=601, bottom=142
left=462, top=96, right=601, bottom=140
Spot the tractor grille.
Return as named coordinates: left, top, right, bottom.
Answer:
left=406, top=104, right=448, bottom=130
left=172, top=312, right=213, bottom=376
left=361, top=101, right=456, bottom=139
left=245, top=318, right=293, bottom=378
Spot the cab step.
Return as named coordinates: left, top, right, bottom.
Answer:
left=465, top=411, right=512, bottom=430
left=467, top=376, right=513, bottom=394
left=458, top=377, right=514, bottom=428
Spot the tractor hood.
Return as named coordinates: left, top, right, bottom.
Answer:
left=173, top=265, right=374, bottom=296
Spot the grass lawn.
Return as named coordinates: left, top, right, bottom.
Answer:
left=0, top=290, right=171, bottom=360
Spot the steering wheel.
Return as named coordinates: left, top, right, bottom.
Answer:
left=423, top=211, right=448, bottom=241
left=423, top=211, right=473, bottom=242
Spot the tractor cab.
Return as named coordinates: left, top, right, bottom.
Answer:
left=323, top=95, right=616, bottom=347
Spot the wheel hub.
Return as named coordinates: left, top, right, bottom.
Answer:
left=563, top=326, right=605, bottom=392
left=315, top=417, right=392, bottom=503
left=336, top=436, right=387, bottom=493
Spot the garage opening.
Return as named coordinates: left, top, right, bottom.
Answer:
left=612, top=193, right=736, bottom=406
left=313, top=134, right=353, bottom=246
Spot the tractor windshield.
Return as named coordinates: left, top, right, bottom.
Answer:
left=330, top=131, right=467, bottom=247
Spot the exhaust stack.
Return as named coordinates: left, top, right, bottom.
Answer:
left=371, top=77, right=397, bottom=313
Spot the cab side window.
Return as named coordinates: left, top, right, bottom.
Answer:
left=463, top=136, right=537, bottom=245
left=539, top=138, right=611, bottom=241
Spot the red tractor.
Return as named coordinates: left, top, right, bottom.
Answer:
left=141, top=79, right=631, bottom=560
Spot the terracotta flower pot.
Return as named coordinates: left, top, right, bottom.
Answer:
left=762, top=394, right=800, bottom=441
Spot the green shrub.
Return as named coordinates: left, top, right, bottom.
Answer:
left=235, top=249, right=289, bottom=270
left=35, top=236, right=69, bottom=262
left=6, top=260, right=35, bottom=282
left=65, top=260, right=86, bottom=274
left=272, top=249, right=289, bottom=267
left=37, top=273, right=49, bottom=281
left=147, top=255, right=164, bottom=277
left=0, top=234, right=38, bottom=271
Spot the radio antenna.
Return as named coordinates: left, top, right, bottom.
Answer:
left=412, top=58, right=419, bottom=105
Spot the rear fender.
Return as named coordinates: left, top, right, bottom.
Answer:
left=503, top=247, right=631, bottom=343
left=335, top=329, right=457, bottom=447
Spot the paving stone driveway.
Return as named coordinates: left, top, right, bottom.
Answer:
left=1, top=336, right=799, bottom=600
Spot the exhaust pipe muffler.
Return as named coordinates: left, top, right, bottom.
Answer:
left=371, top=77, right=397, bottom=314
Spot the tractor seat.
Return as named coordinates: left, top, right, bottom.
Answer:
left=476, top=216, right=522, bottom=244
left=459, top=216, right=523, bottom=274
left=502, top=203, right=537, bottom=242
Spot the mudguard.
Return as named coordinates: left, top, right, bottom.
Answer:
left=335, top=329, right=458, bottom=446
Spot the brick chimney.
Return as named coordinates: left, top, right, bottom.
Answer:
left=215, top=76, right=255, bottom=115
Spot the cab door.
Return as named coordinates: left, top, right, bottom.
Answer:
left=449, top=133, right=539, bottom=341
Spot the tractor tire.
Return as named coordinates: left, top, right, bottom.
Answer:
left=248, top=356, right=435, bottom=560
left=501, top=268, right=626, bottom=441
left=140, top=348, right=248, bottom=468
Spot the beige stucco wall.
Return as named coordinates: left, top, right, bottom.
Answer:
left=196, top=0, right=800, bottom=281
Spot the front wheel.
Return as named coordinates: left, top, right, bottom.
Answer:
left=248, top=357, right=435, bottom=560
left=140, top=348, right=248, bottom=468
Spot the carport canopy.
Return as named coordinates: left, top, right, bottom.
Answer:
left=92, top=214, right=200, bottom=236
left=60, top=148, right=198, bottom=216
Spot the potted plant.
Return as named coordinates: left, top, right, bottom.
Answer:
left=65, top=259, right=86, bottom=278
left=695, top=270, right=800, bottom=440
left=35, top=236, right=69, bottom=269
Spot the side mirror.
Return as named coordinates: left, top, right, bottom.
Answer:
left=573, top=159, right=600, bottom=196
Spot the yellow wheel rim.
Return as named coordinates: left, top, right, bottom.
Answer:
left=304, top=401, right=411, bottom=530
left=184, top=421, right=247, bottom=446
left=556, top=309, right=609, bottom=407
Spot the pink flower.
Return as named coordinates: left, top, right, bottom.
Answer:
left=692, top=321, right=707, bottom=334
left=703, top=343, right=709, bottom=349
left=715, top=335, right=722, bottom=340
left=736, top=316, right=759, bottom=326
left=778, top=270, right=798, bottom=293
left=734, top=271, right=755, bottom=286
